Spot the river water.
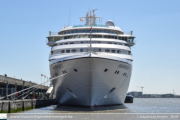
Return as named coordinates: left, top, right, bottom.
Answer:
left=7, top=98, right=180, bottom=120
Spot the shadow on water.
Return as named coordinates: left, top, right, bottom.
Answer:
left=53, top=104, right=128, bottom=112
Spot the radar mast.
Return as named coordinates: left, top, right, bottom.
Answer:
left=79, top=9, right=102, bottom=26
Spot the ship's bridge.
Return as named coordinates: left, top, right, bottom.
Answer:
left=58, top=25, right=123, bottom=35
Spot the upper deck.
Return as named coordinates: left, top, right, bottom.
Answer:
left=57, top=25, right=123, bottom=35
left=46, top=9, right=135, bottom=62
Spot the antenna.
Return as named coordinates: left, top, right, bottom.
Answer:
left=70, top=4, right=71, bottom=25
left=79, top=9, right=102, bottom=26
left=68, top=4, right=71, bottom=26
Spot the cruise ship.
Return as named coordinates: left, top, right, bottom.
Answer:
left=47, top=10, right=135, bottom=107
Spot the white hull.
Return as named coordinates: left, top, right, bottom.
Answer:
left=50, top=56, right=132, bottom=106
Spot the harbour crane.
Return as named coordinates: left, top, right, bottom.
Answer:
left=137, top=86, right=144, bottom=94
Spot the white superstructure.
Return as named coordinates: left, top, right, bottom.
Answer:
left=46, top=10, right=135, bottom=106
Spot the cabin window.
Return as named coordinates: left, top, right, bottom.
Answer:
left=54, top=37, right=61, bottom=41
left=66, top=50, right=70, bottom=53
left=114, top=43, right=117, bottom=44
left=128, top=37, right=134, bottom=42
left=94, top=30, right=97, bottom=32
left=108, top=42, right=112, bottom=44
left=66, top=31, right=70, bottom=34
left=70, top=42, right=74, bottom=44
left=91, top=35, right=97, bottom=38
left=105, top=49, right=110, bottom=52
left=79, top=35, right=83, bottom=38
left=86, top=30, right=90, bottom=33
left=60, top=43, right=63, bottom=45
left=117, top=50, right=121, bottom=53
left=64, top=43, right=68, bottom=45
left=71, top=49, right=76, bottom=53
left=111, top=50, right=116, bottom=53
left=81, top=42, right=83, bottom=44
left=48, top=37, right=53, bottom=42
left=80, top=49, right=83, bottom=52
left=99, top=49, right=101, bottom=52
left=61, top=50, right=65, bottom=53
left=84, top=35, right=88, bottom=38
left=74, top=35, right=79, bottom=38
left=124, top=37, right=127, bottom=41
left=108, top=36, right=111, bottom=38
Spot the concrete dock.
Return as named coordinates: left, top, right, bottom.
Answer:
left=0, top=74, right=49, bottom=99
left=0, top=99, right=57, bottom=113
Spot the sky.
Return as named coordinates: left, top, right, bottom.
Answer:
left=0, top=0, right=180, bottom=95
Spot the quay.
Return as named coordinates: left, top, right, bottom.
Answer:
left=0, top=74, right=49, bottom=99
left=0, top=99, right=57, bottom=113
left=0, top=74, right=57, bottom=113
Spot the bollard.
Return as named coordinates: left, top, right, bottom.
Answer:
left=37, top=89, right=39, bottom=98
left=31, top=100, right=33, bottom=109
left=8, top=101, right=10, bottom=113
left=6, top=83, right=9, bottom=96
left=22, top=101, right=24, bottom=111
left=1, top=102, right=4, bottom=113
left=22, top=86, right=24, bottom=98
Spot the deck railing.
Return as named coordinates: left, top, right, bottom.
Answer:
left=73, top=25, right=108, bottom=28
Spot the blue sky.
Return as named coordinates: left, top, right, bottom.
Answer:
left=0, top=0, right=180, bottom=94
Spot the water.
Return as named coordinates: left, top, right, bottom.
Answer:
left=18, top=98, right=180, bottom=113
left=7, top=98, right=180, bottom=120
